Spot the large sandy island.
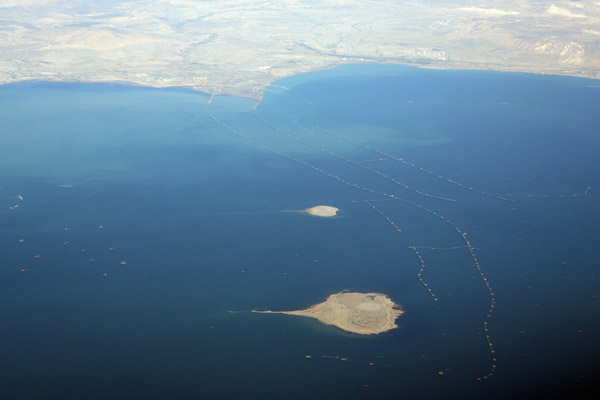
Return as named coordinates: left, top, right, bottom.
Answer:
left=304, top=205, right=339, bottom=217
left=254, top=292, right=403, bottom=335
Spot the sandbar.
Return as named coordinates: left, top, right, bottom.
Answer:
left=254, top=292, right=403, bottom=335
left=304, top=205, right=339, bottom=217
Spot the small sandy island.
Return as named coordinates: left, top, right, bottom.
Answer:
left=303, top=205, right=339, bottom=217
left=253, top=292, right=403, bottom=335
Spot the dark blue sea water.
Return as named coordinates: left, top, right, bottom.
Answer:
left=1, top=65, right=599, bottom=399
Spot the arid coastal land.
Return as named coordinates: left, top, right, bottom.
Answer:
left=1, top=0, right=599, bottom=99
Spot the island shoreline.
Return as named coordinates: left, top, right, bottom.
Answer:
left=253, top=291, right=404, bottom=335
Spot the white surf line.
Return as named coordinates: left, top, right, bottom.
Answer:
left=409, top=246, right=439, bottom=303
left=358, top=198, right=495, bottom=380
left=356, top=158, right=390, bottom=163
left=253, top=111, right=456, bottom=203
left=412, top=245, right=469, bottom=250
left=363, top=199, right=402, bottom=233
left=316, top=126, right=591, bottom=202
left=314, top=126, right=513, bottom=203
left=489, top=186, right=591, bottom=199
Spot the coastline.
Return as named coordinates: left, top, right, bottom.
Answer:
left=2, top=60, right=599, bottom=105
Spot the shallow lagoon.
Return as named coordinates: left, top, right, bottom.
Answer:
left=1, top=65, right=599, bottom=399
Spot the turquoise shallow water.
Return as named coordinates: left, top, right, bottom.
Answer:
left=1, top=65, right=600, bottom=399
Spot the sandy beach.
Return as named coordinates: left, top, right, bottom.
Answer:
left=304, top=206, right=339, bottom=217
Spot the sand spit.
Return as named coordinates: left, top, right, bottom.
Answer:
left=304, top=205, right=339, bottom=217
left=254, top=292, right=403, bottom=335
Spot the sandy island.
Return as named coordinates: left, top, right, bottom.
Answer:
left=253, top=292, right=403, bottom=335
left=304, top=205, right=339, bottom=217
